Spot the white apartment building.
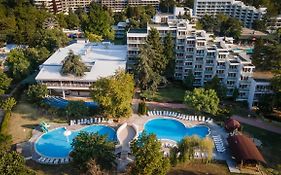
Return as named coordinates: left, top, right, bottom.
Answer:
left=193, top=0, right=267, bottom=28
left=35, top=40, right=127, bottom=97
left=34, top=0, right=159, bottom=13
left=33, top=0, right=64, bottom=13
left=247, top=72, right=273, bottom=108
left=127, top=19, right=257, bottom=104
left=267, top=15, right=281, bottom=33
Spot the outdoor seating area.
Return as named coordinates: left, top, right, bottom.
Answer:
left=37, top=156, right=72, bottom=165
left=212, top=135, right=226, bottom=153
left=147, top=110, right=213, bottom=123
left=69, top=117, right=111, bottom=125
left=194, top=151, right=209, bottom=159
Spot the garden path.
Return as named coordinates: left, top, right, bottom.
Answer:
left=232, top=115, right=281, bottom=134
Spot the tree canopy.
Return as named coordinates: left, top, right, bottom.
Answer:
left=184, top=88, right=220, bottom=115
left=61, top=50, right=88, bottom=77
left=64, top=101, right=90, bottom=119
left=26, top=84, right=48, bottom=104
left=90, top=70, right=134, bottom=118
left=130, top=132, right=170, bottom=175
left=71, top=132, right=116, bottom=172
left=0, top=72, right=12, bottom=95
left=164, top=32, right=176, bottom=79
left=204, top=75, right=227, bottom=100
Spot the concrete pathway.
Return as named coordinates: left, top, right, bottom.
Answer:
left=232, top=115, right=281, bottom=134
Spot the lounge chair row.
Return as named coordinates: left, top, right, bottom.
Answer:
left=212, top=135, right=226, bottom=153
left=194, top=151, right=208, bottom=159
left=162, top=142, right=177, bottom=148
left=147, top=110, right=213, bottom=123
left=70, top=117, right=107, bottom=125
left=37, top=156, right=72, bottom=165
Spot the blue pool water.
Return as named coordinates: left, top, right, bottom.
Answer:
left=35, top=125, right=116, bottom=158
left=144, top=118, right=209, bottom=142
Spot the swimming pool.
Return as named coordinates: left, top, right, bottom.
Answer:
left=35, top=125, right=116, bottom=158
left=144, top=118, right=209, bottom=142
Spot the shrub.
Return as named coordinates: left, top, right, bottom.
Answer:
left=138, top=101, right=147, bottom=115
left=0, top=112, right=11, bottom=135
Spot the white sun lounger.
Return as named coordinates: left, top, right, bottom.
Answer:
left=77, top=119, right=80, bottom=125
left=195, top=116, right=198, bottom=121
left=169, top=112, right=172, bottom=116
left=64, top=158, right=69, bottom=164
left=202, top=116, right=205, bottom=122
left=54, top=159, right=59, bottom=164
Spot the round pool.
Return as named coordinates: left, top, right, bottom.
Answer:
left=144, top=118, right=209, bottom=142
left=35, top=125, right=116, bottom=158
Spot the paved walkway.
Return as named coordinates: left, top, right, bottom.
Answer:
left=232, top=115, right=281, bottom=134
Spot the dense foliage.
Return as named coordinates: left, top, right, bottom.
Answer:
left=130, top=132, right=170, bottom=175
left=138, top=100, right=147, bottom=115
left=1, top=97, right=16, bottom=113
left=170, top=136, right=214, bottom=165
left=183, top=70, right=195, bottom=90
left=204, top=76, right=227, bottom=100
left=26, top=84, right=48, bottom=104
left=71, top=132, right=116, bottom=172
left=199, top=14, right=242, bottom=39
left=125, top=5, right=156, bottom=28
left=65, top=101, right=90, bottom=119
left=164, top=32, right=176, bottom=79
left=61, top=50, right=88, bottom=77
left=0, top=71, right=12, bottom=95
left=91, top=70, right=134, bottom=118
left=184, top=88, right=220, bottom=115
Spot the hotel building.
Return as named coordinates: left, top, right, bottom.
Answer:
left=35, top=40, right=127, bottom=97
left=193, top=0, right=267, bottom=28
left=34, top=0, right=159, bottom=13
left=127, top=18, right=262, bottom=107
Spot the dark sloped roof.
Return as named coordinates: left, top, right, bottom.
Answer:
left=227, top=135, right=266, bottom=164
left=225, top=118, right=241, bottom=131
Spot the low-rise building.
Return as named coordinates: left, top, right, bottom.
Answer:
left=193, top=0, right=267, bottom=28
left=247, top=71, right=273, bottom=108
left=35, top=40, right=127, bottom=97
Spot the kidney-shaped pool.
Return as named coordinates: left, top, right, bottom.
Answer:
left=35, top=125, right=116, bottom=158
left=144, top=118, right=209, bottom=142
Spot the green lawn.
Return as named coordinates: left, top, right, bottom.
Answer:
left=242, top=124, right=281, bottom=168
left=143, top=83, right=186, bottom=103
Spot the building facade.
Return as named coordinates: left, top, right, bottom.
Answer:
left=33, top=0, right=64, bottom=13
left=35, top=40, right=127, bottom=97
left=34, top=0, right=159, bottom=13
left=127, top=18, right=259, bottom=105
left=193, top=0, right=267, bottom=28
left=267, top=15, right=281, bottom=33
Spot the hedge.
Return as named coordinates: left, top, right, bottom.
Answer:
left=0, top=112, right=11, bottom=135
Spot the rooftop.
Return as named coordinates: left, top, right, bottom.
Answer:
left=127, top=28, right=147, bottom=34
left=35, top=41, right=127, bottom=82
left=253, top=71, right=274, bottom=80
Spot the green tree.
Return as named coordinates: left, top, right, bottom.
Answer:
left=204, top=75, right=227, bottom=100
left=26, top=84, right=48, bottom=104
left=71, top=132, right=116, bottom=172
left=220, top=17, right=242, bottom=39
left=61, top=50, right=88, bottom=77
left=91, top=70, right=134, bottom=118
left=136, top=44, right=162, bottom=92
left=164, top=32, right=175, bottom=79
left=0, top=133, right=12, bottom=152
left=183, top=0, right=194, bottom=8
left=83, top=3, right=114, bottom=40
left=5, top=49, right=30, bottom=81
left=184, top=88, right=220, bottom=115
left=138, top=100, right=147, bottom=115
left=65, top=10, right=80, bottom=29
left=24, top=47, right=50, bottom=70
left=199, top=137, right=214, bottom=163
left=183, top=70, right=195, bottom=90
left=199, top=15, right=217, bottom=33
left=1, top=97, right=16, bottom=113
left=178, top=136, right=200, bottom=163
left=0, top=72, right=12, bottom=95
left=130, top=132, right=170, bottom=175
left=31, top=29, right=70, bottom=51
left=147, top=28, right=166, bottom=74
left=252, top=19, right=267, bottom=32
left=159, top=0, right=176, bottom=13
left=65, top=101, right=89, bottom=119
left=0, top=151, right=35, bottom=175
left=257, top=94, right=274, bottom=113
left=85, top=32, right=103, bottom=42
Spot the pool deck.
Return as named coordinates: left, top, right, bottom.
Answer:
left=18, top=113, right=241, bottom=173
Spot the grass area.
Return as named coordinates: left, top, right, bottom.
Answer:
left=143, top=83, right=186, bottom=103
left=168, top=162, right=230, bottom=175
left=242, top=124, right=281, bottom=168
left=8, top=102, right=66, bottom=144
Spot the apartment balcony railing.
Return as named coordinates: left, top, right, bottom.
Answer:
left=228, top=69, right=239, bottom=73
